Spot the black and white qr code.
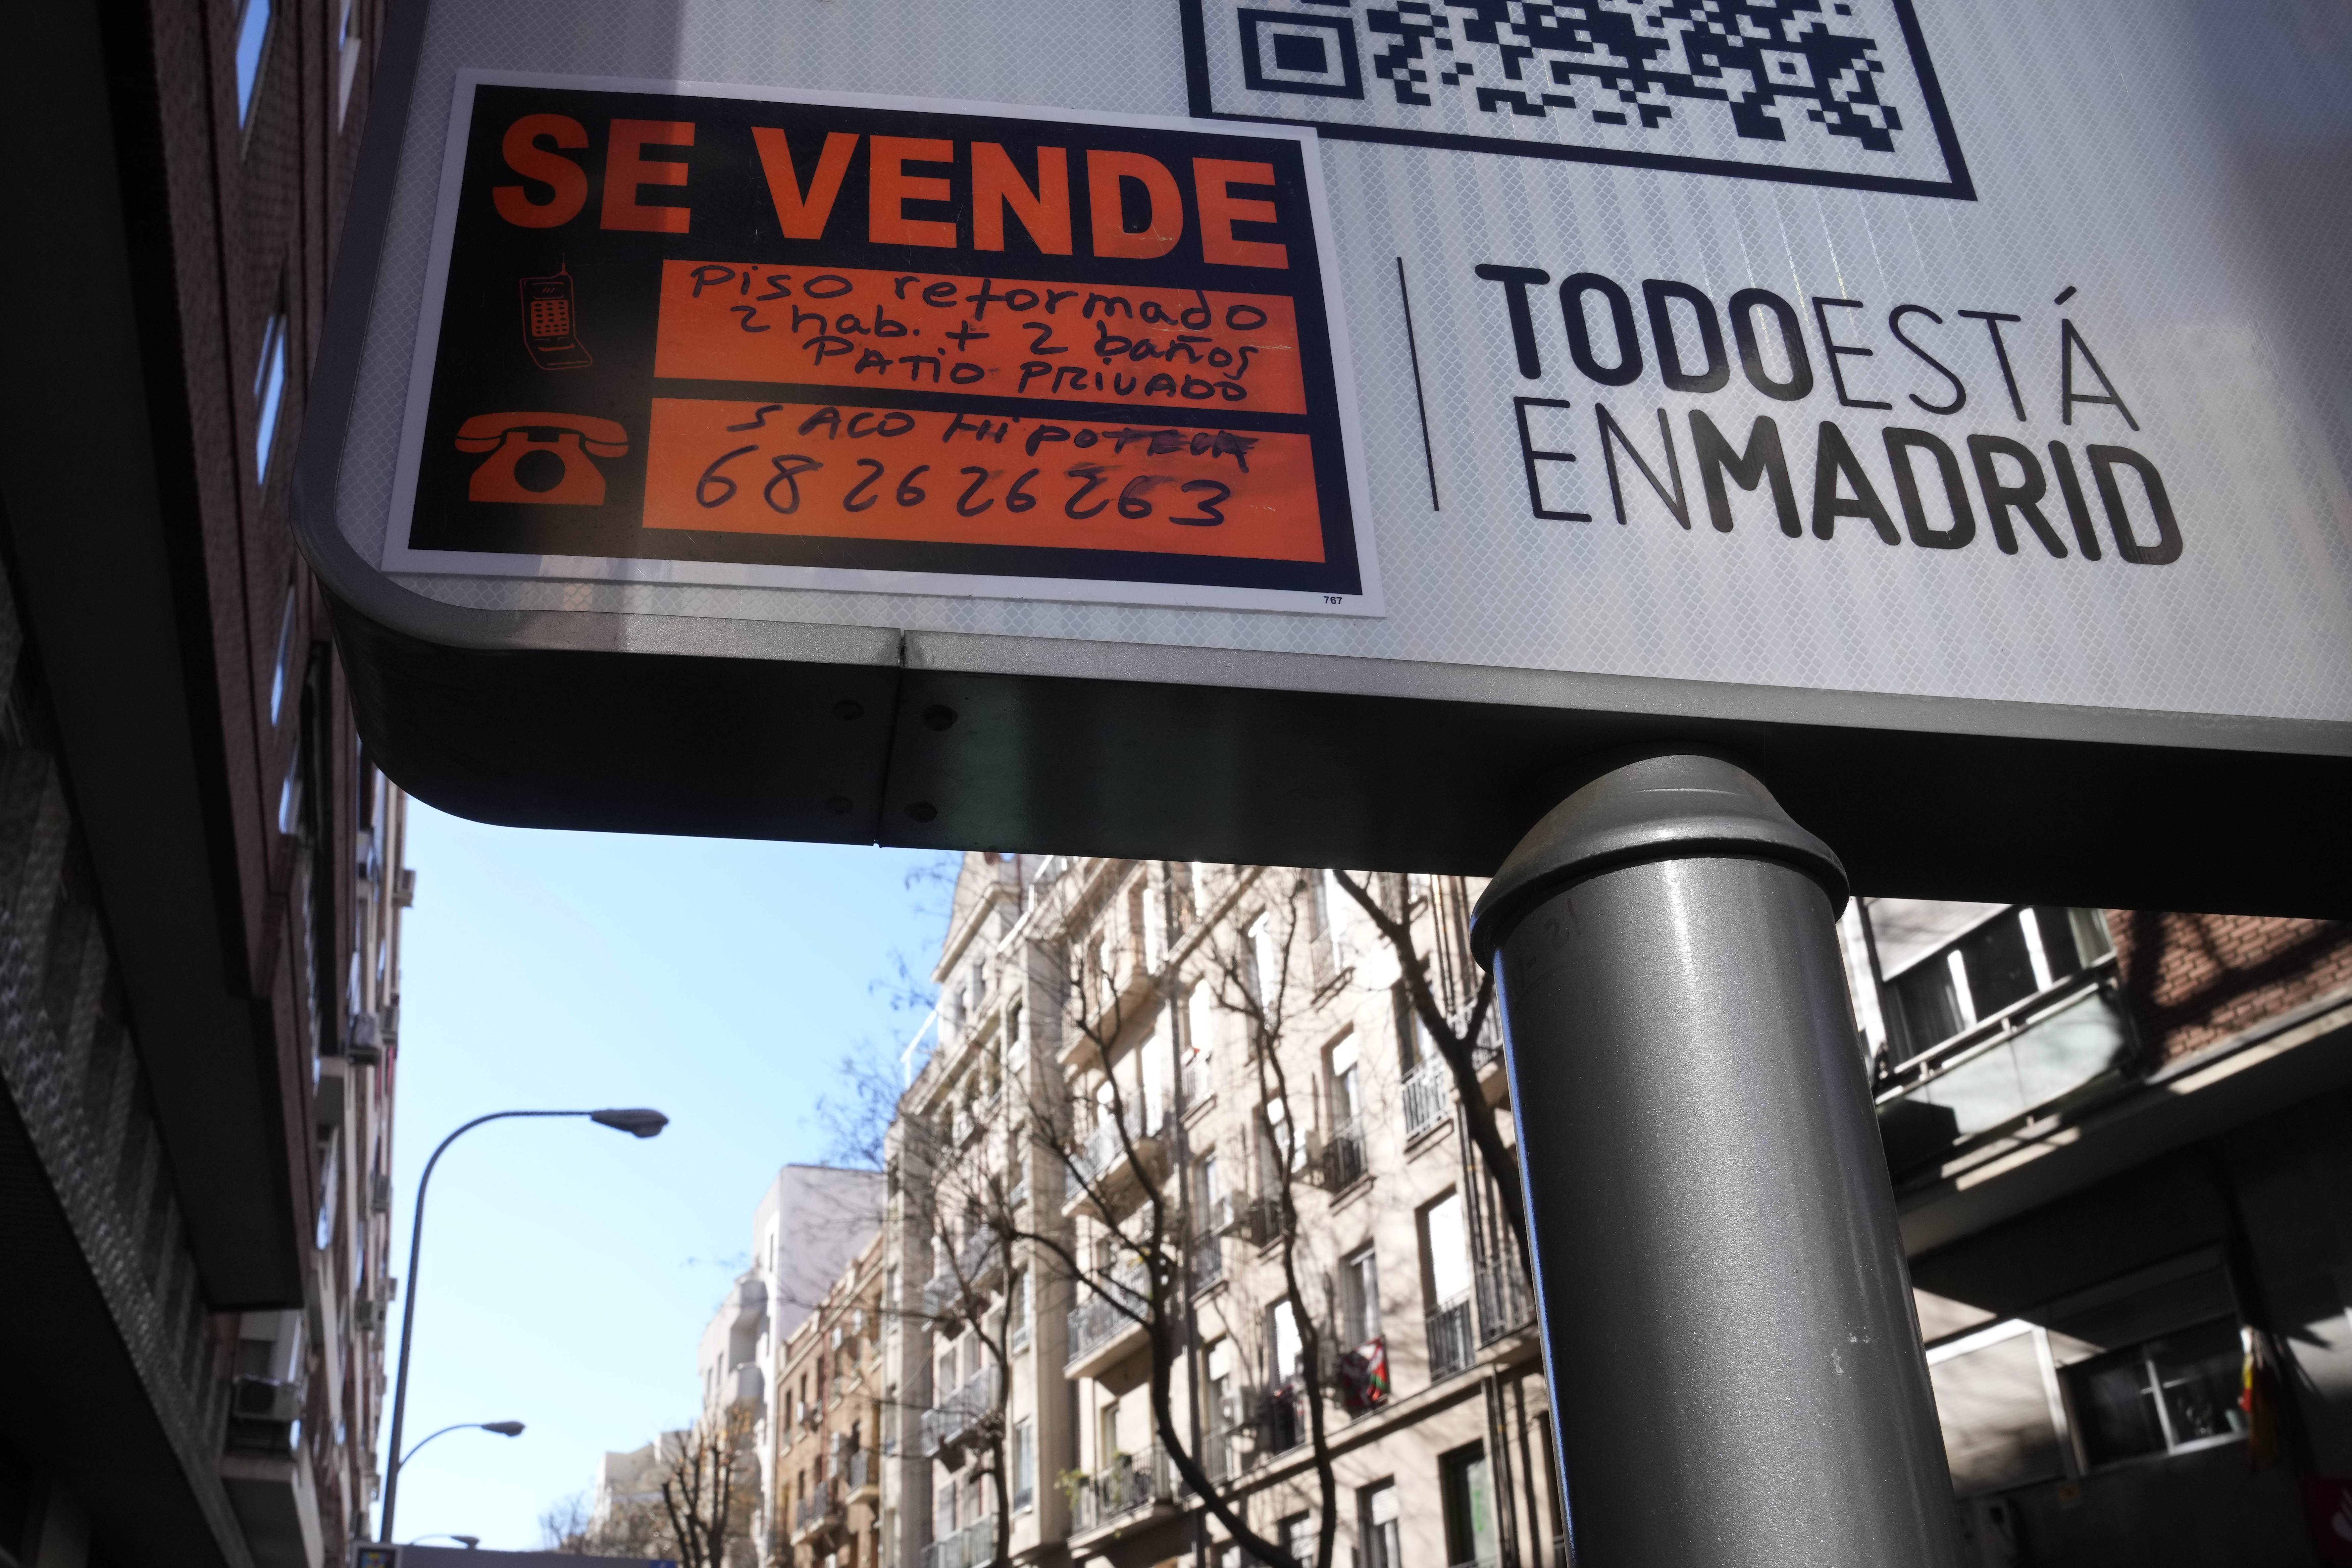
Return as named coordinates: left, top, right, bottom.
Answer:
left=1183, top=0, right=1970, bottom=197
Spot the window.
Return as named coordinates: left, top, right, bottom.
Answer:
left=1205, top=1339, right=1237, bottom=1479
left=1098, top=1400, right=1122, bottom=1466
left=1393, top=983, right=1437, bottom=1073
left=333, top=0, right=362, bottom=126
left=1282, top=1514, right=1315, bottom=1568
left=1924, top=1253, right=2243, bottom=1485
left=1250, top=915, right=1280, bottom=1003
left=1423, top=1193, right=1475, bottom=1381
left=277, top=762, right=303, bottom=836
left=1269, top=1299, right=1304, bottom=1383
left=2070, top=1318, right=2247, bottom=1465
left=1341, top=1245, right=1382, bottom=1347
left=1330, top=1037, right=1364, bottom=1125
left=1440, top=1443, right=1501, bottom=1568
left=1012, top=1417, right=1036, bottom=1512
left=1262, top=1096, right=1304, bottom=1174
left=1360, top=1483, right=1401, bottom=1568
left=1886, top=906, right=2111, bottom=1060
left=232, top=0, right=274, bottom=124
left=253, top=308, right=290, bottom=482
left=1424, top=1193, right=1470, bottom=1304
left=1196, top=1152, right=1224, bottom=1232
left=269, top=586, right=297, bottom=726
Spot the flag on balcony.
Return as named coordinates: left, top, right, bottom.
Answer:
left=1339, top=1337, right=1390, bottom=1412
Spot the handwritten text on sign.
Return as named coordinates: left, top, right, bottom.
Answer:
left=655, top=264, right=1306, bottom=413
left=399, top=78, right=1368, bottom=608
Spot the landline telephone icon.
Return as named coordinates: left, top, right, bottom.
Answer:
left=455, top=412, right=629, bottom=505
left=520, top=265, right=593, bottom=370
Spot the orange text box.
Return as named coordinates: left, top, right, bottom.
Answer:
left=653, top=263, right=1307, bottom=416
left=643, top=398, right=1327, bottom=561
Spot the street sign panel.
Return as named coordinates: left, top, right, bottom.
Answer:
left=387, top=76, right=1375, bottom=614
left=299, top=0, right=2352, bottom=909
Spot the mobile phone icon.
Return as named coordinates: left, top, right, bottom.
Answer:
left=519, top=265, right=592, bottom=371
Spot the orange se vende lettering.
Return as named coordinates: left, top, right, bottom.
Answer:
left=489, top=118, right=1288, bottom=268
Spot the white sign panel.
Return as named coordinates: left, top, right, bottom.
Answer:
left=323, top=0, right=2352, bottom=743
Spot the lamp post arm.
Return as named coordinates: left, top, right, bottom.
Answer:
left=396, top=1421, right=483, bottom=1479
left=381, top=1110, right=590, bottom=1541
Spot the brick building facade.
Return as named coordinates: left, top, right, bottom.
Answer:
left=1, top=0, right=407, bottom=1564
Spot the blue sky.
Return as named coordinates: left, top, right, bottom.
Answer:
left=381, top=802, right=952, bottom=1548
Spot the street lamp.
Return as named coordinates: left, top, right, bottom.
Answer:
left=395, top=1419, right=526, bottom=1489
left=381, top=1108, right=669, bottom=1541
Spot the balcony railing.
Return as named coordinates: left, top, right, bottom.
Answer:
left=1258, top=1381, right=1305, bottom=1454
left=1071, top=1445, right=1173, bottom=1535
left=1475, top=1256, right=1535, bottom=1345
left=1426, top=1290, right=1475, bottom=1382
left=1401, top=1058, right=1451, bottom=1141
left=1323, top=1116, right=1368, bottom=1190
left=1067, top=1104, right=1169, bottom=1192
left=1191, top=1231, right=1225, bottom=1292
left=920, top=1232, right=1003, bottom=1318
left=1875, top=969, right=2132, bottom=1177
left=845, top=1448, right=875, bottom=1494
left=918, top=1365, right=1001, bottom=1456
left=1066, top=1260, right=1153, bottom=1369
left=919, top=1518, right=998, bottom=1568
left=793, top=1485, right=841, bottom=1537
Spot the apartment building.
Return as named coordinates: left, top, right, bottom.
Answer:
left=2, top=0, right=406, bottom=1559
left=879, top=854, right=1558, bottom=1568
left=669, top=1166, right=882, bottom=1566
left=1862, top=902, right=2352, bottom=1566
left=872, top=859, right=2352, bottom=1568
left=775, top=1234, right=888, bottom=1568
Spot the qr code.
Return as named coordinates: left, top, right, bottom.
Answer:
left=1185, top=0, right=1969, bottom=197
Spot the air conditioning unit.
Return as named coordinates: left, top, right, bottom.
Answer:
left=232, top=1376, right=302, bottom=1422
left=347, top=1010, right=383, bottom=1066
left=314, top=1057, right=348, bottom=1130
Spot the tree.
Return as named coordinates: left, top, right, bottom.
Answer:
left=1013, top=865, right=1352, bottom=1568
left=1330, top=871, right=1530, bottom=1270
left=659, top=1404, right=759, bottom=1568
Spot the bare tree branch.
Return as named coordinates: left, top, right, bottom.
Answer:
left=1331, top=870, right=1530, bottom=1271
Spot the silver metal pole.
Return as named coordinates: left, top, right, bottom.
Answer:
left=1468, top=753, right=1961, bottom=1568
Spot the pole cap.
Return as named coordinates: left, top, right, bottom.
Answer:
left=1469, top=751, right=1847, bottom=968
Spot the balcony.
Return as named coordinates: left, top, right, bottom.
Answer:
left=792, top=1484, right=844, bottom=1543
left=1474, top=1257, right=1535, bottom=1347
left=1875, top=969, right=2132, bottom=1178
left=1227, top=1193, right=1285, bottom=1247
left=1322, top=1116, right=1368, bottom=1191
left=1426, top=1291, right=1475, bottom=1383
left=1401, top=1058, right=1451, bottom=1142
left=1071, top=1444, right=1176, bottom=1538
left=1060, top=1110, right=1169, bottom=1219
left=1467, top=1018, right=1507, bottom=1106
left=1066, top=1260, right=1153, bottom=1380
left=845, top=1447, right=877, bottom=1501
left=918, top=1365, right=1001, bottom=1458
left=1258, top=1381, right=1305, bottom=1454
left=920, top=1518, right=999, bottom=1568
left=1183, top=1056, right=1216, bottom=1113
left=1191, top=1231, right=1225, bottom=1293
left=921, top=1231, right=1004, bottom=1319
